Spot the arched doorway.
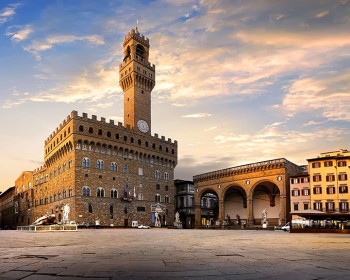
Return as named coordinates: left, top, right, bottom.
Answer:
left=224, top=186, right=248, bottom=227
left=252, top=181, right=281, bottom=226
left=200, top=191, right=219, bottom=226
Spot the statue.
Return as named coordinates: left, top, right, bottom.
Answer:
left=175, top=211, right=180, bottom=223
left=154, top=211, right=161, bottom=227
left=261, top=209, right=268, bottom=226
left=33, top=214, right=56, bottom=225
left=63, top=204, right=70, bottom=224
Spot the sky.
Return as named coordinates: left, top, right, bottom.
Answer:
left=1, top=0, right=350, bottom=192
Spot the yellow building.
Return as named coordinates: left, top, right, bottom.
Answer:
left=308, top=149, right=349, bottom=214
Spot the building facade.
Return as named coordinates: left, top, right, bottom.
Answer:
left=193, top=158, right=302, bottom=228
left=11, top=28, right=178, bottom=228
left=174, top=179, right=195, bottom=229
left=308, top=149, right=349, bottom=214
left=0, top=187, right=16, bottom=229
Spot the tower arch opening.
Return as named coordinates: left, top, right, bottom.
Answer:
left=136, top=44, right=145, bottom=58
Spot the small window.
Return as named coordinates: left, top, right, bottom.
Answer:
left=155, top=170, right=160, bottom=179
left=338, top=161, right=347, bottom=167
left=313, top=186, right=322, bottom=194
left=293, top=203, right=299, bottom=211
left=311, top=162, right=321, bottom=168
left=156, top=184, right=160, bottom=190
left=155, top=194, right=161, bottom=203
left=89, top=127, right=93, bottom=133
left=88, top=204, right=93, bottom=213
left=111, top=189, right=118, bottom=198
left=97, top=187, right=105, bottom=197
left=107, top=131, right=111, bottom=137
left=98, top=129, right=102, bottom=136
left=324, top=161, right=333, bottom=167
left=138, top=167, right=143, bottom=176
left=79, top=125, right=84, bottom=132
left=123, top=164, right=128, bottom=173
left=82, top=186, right=90, bottom=197
left=82, top=157, right=90, bottom=168
left=97, top=160, right=104, bottom=170
left=110, top=162, right=118, bottom=172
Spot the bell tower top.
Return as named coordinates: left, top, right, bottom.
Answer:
left=119, top=28, right=155, bottom=134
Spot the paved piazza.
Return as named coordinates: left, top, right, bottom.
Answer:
left=0, top=229, right=350, bottom=280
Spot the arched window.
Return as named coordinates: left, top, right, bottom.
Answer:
left=89, top=127, right=93, bottom=133
left=88, top=203, right=93, bottom=213
left=110, top=205, right=114, bottom=218
left=111, top=189, right=118, bottom=198
left=155, top=170, right=160, bottom=179
left=97, top=187, right=105, bottom=197
left=110, top=162, right=118, bottom=172
left=123, top=164, right=128, bottom=174
left=82, top=186, right=90, bottom=197
left=156, top=184, right=160, bottom=190
left=82, top=157, right=90, bottom=168
left=97, top=160, right=104, bottom=170
left=164, top=185, right=169, bottom=191
left=63, top=162, right=66, bottom=172
left=98, top=129, right=102, bottom=136
left=68, top=188, right=72, bottom=197
left=155, top=194, right=161, bottom=203
left=107, top=131, right=111, bottom=137
left=164, top=172, right=169, bottom=181
left=79, top=125, right=84, bottom=132
left=62, top=190, right=67, bottom=199
left=165, top=195, right=170, bottom=203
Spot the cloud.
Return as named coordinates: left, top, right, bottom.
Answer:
left=2, top=63, right=119, bottom=108
left=24, top=34, right=105, bottom=59
left=282, top=70, right=350, bottom=121
left=181, top=113, right=212, bottom=118
left=0, top=3, right=21, bottom=24
left=314, top=10, right=329, bottom=18
left=6, top=25, right=33, bottom=41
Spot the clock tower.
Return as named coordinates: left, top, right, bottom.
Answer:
left=119, top=28, right=155, bottom=134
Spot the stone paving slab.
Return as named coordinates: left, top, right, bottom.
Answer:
left=1, top=229, right=350, bottom=279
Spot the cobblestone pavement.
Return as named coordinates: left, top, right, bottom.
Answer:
left=1, top=228, right=350, bottom=279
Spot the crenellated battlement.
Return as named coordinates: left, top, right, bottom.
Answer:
left=45, top=111, right=177, bottom=147
left=123, top=28, right=149, bottom=47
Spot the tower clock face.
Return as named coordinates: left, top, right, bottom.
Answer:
left=137, top=120, right=149, bottom=133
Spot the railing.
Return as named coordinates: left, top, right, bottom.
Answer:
left=17, top=225, right=78, bottom=231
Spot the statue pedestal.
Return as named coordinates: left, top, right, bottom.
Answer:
left=174, top=222, right=182, bottom=229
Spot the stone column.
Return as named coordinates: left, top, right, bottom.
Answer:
left=194, top=203, right=202, bottom=228
left=279, top=194, right=287, bottom=225
left=219, top=199, right=225, bottom=227
left=247, top=196, right=254, bottom=226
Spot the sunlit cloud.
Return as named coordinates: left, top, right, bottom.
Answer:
left=314, top=10, right=329, bottom=18
left=24, top=34, right=105, bottom=59
left=0, top=3, right=21, bottom=24
left=282, top=70, right=350, bottom=121
left=181, top=113, right=212, bottom=118
left=6, top=25, right=33, bottom=41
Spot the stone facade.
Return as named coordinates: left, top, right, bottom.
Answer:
left=10, top=28, right=178, bottom=228
left=0, top=187, right=16, bottom=229
left=193, top=158, right=302, bottom=228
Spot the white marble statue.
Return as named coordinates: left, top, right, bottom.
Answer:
left=154, top=211, right=161, bottom=227
left=63, top=204, right=70, bottom=224
left=175, top=211, right=180, bottom=223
